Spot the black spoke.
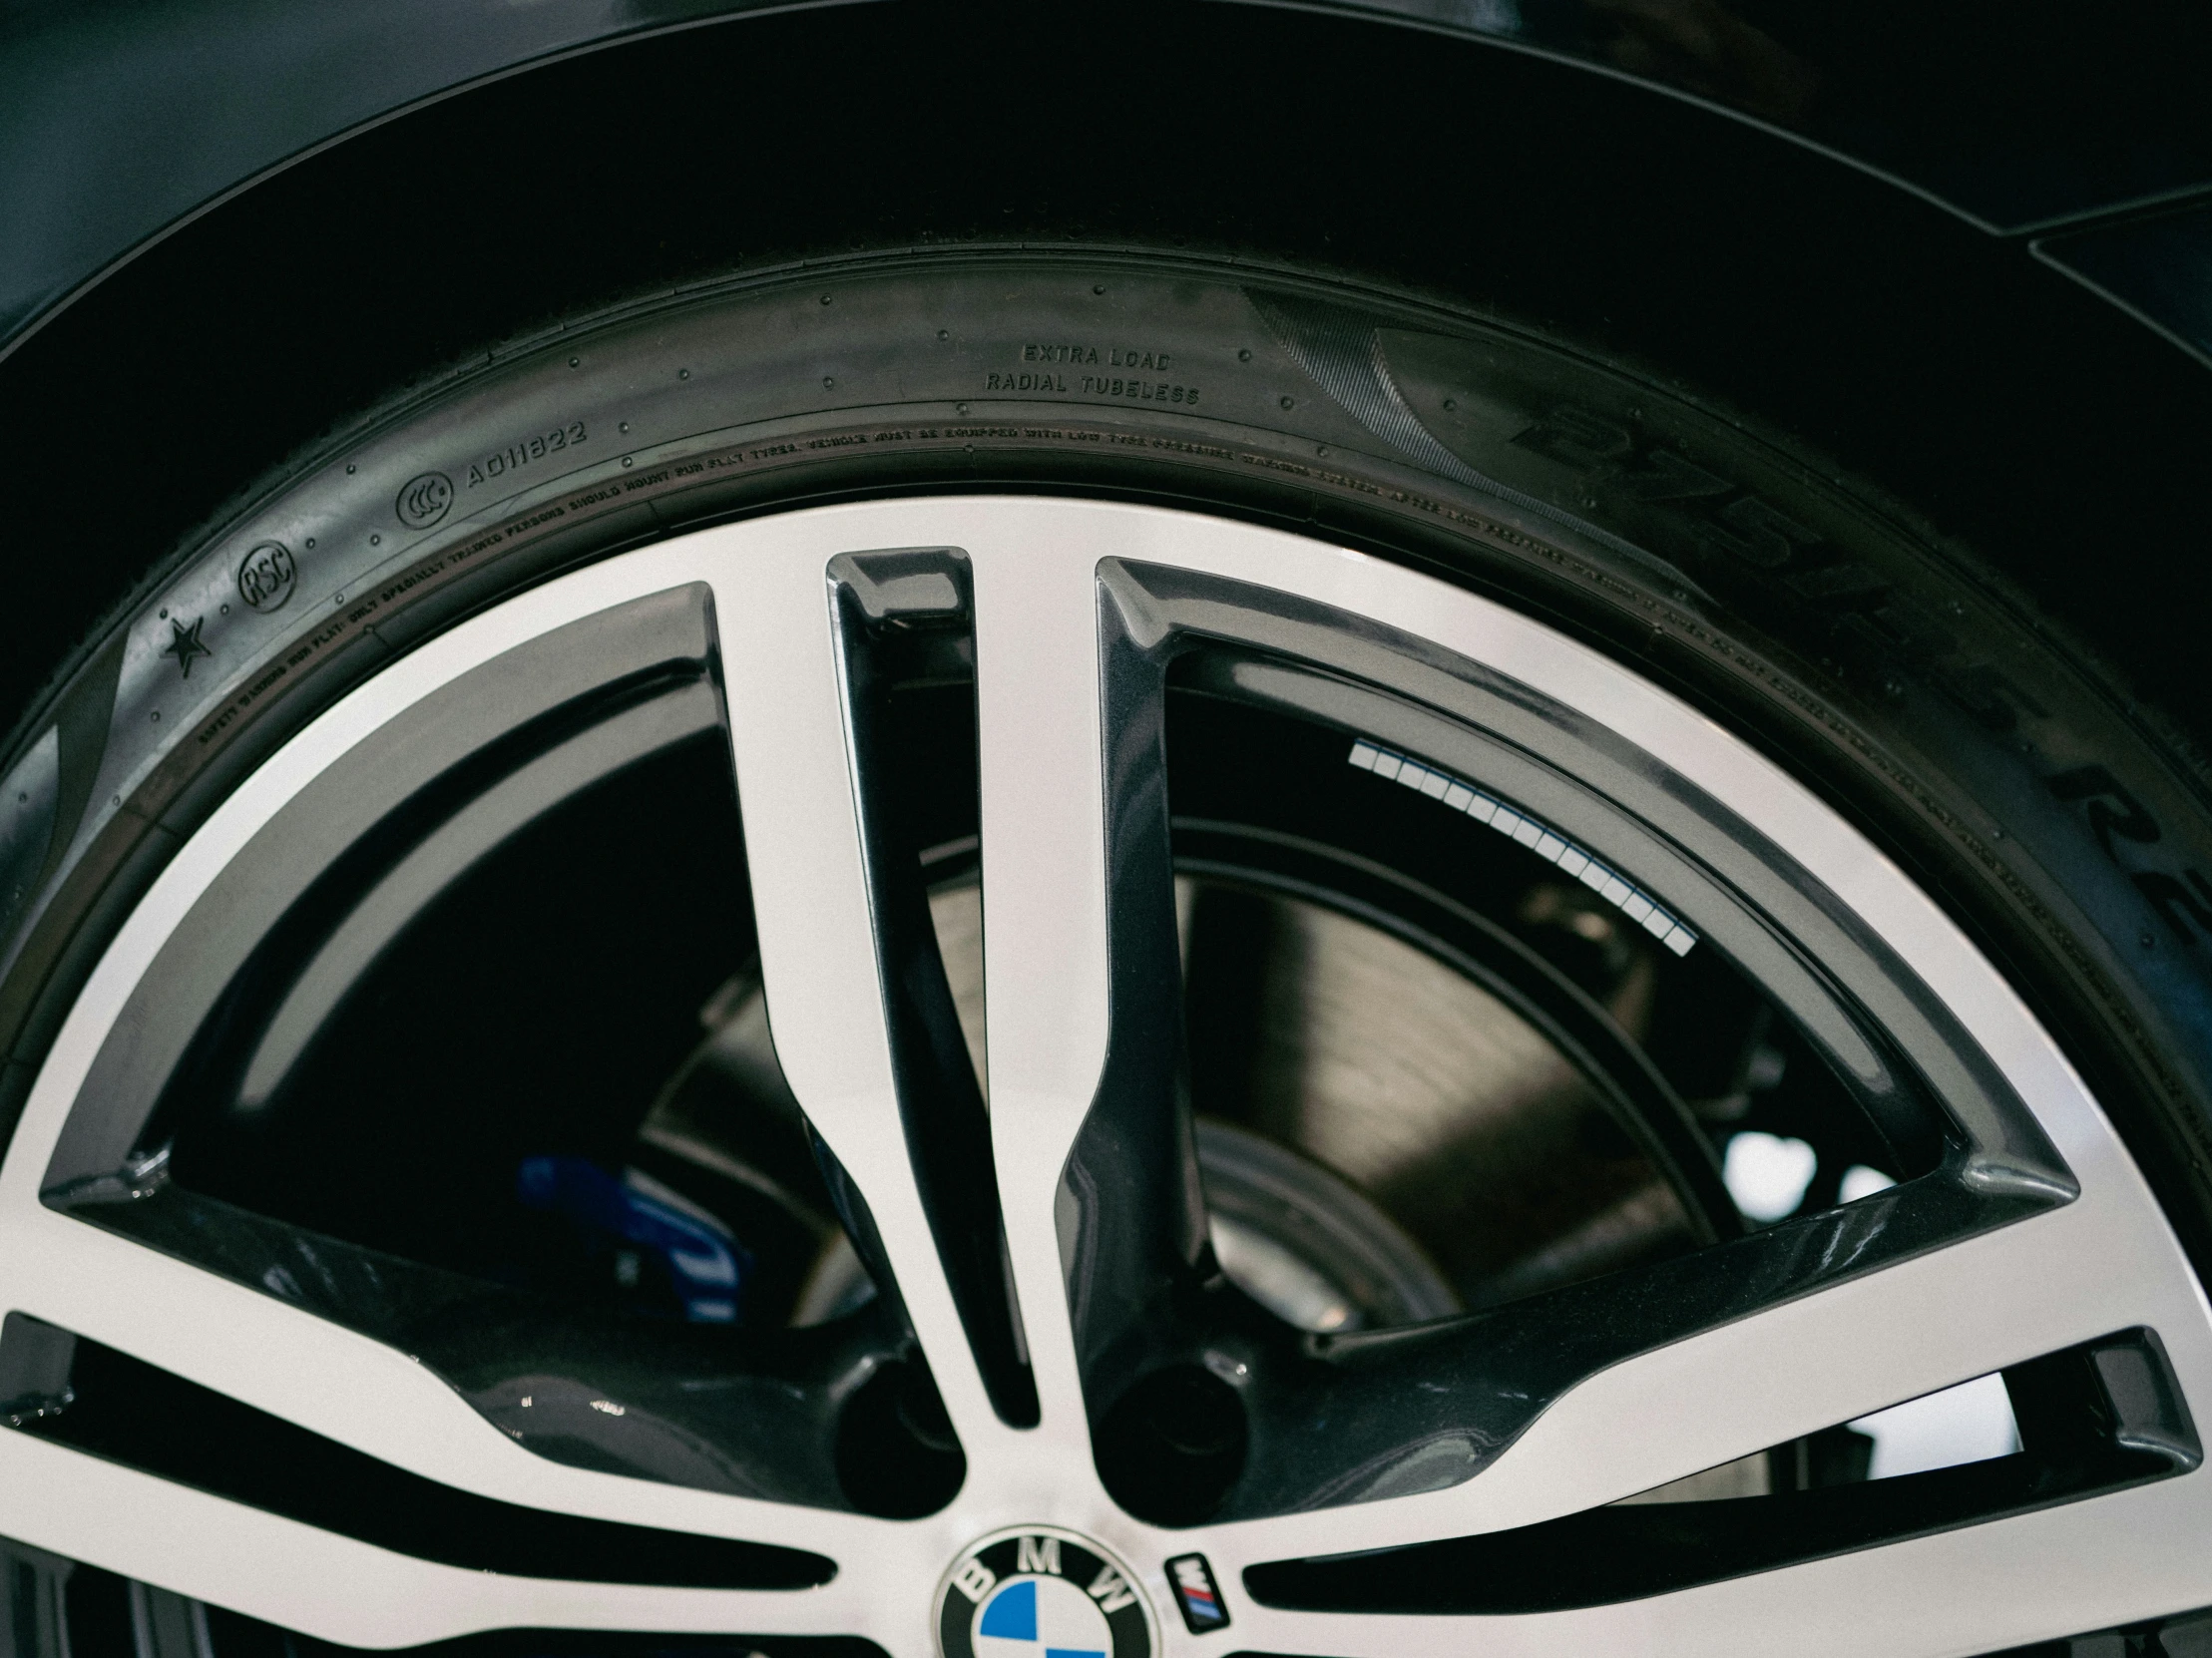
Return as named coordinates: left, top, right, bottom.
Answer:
left=828, top=550, right=1037, bottom=1429
left=1077, top=568, right=1242, bottom=1520
left=0, top=1313, right=836, bottom=1588
left=1222, top=1167, right=2056, bottom=1520
left=1242, top=1328, right=2198, bottom=1612
left=44, top=1177, right=911, bottom=1510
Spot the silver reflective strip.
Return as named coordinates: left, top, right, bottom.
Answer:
left=1346, top=739, right=1699, bottom=956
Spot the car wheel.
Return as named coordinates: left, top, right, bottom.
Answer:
left=1, top=248, right=2209, bottom=1656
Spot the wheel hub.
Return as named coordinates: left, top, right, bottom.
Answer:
left=936, top=1528, right=1155, bottom=1658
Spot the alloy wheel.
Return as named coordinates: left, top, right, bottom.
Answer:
left=1, top=497, right=2206, bottom=1655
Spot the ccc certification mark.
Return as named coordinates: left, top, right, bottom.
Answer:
left=236, top=543, right=296, bottom=613
left=395, top=471, right=454, bottom=530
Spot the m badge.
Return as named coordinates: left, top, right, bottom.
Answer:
left=1164, top=1554, right=1229, bottom=1633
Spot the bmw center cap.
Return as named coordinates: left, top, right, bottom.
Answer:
left=936, top=1528, right=1155, bottom=1658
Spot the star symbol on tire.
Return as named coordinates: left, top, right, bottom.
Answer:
left=162, top=616, right=211, bottom=678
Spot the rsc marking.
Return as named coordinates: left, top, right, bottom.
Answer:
left=236, top=542, right=296, bottom=613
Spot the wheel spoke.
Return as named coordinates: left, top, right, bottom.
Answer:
left=0, top=1425, right=908, bottom=1651
left=1221, top=1471, right=2212, bottom=1658
left=711, top=534, right=1023, bottom=1470
left=0, top=1199, right=892, bottom=1556
left=827, top=549, right=1039, bottom=1432
left=968, top=526, right=1210, bottom=1497
left=1202, top=1142, right=2203, bottom=1558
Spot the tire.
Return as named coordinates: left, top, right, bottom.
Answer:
left=2, top=246, right=2210, bottom=1655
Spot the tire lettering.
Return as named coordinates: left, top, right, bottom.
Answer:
left=1790, top=563, right=1890, bottom=602
left=2137, top=872, right=2212, bottom=945
left=2049, top=764, right=2163, bottom=863
left=1706, top=494, right=1823, bottom=570
left=466, top=421, right=588, bottom=488
left=1511, top=402, right=2070, bottom=744
left=1625, top=446, right=1730, bottom=502
left=1833, top=588, right=1955, bottom=666
left=1512, top=408, right=1633, bottom=468
left=1934, top=660, right=2050, bottom=733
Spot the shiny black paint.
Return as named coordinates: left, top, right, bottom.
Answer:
left=826, top=548, right=1038, bottom=1429
left=42, top=587, right=725, bottom=1192
left=0, top=0, right=858, bottom=352
left=1230, top=0, right=2212, bottom=234
left=26, top=578, right=958, bottom=1517
left=1075, top=562, right=2069, bottom=1523
left=1109, top=563, right=2069, bottom=1199
left=46, top=1178, right=905, bottom=1510
left=0, top=1313, right=837, bottom=1588
left=6, top=0, right=2211, bottom=368
left=1078, top=566, right=1229, bottom=1519
left=2037, top=202, right=2212, bottom=365
left=1241, top=1327, right=2198, bottom=1612
left=1223, top=1169, right=2049, bottom=1520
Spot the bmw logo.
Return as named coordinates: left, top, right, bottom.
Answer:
left=936, top=1528, right=1154, bottom=1658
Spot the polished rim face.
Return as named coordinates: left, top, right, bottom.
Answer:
left=0, top=497, right=2208, bottom=1656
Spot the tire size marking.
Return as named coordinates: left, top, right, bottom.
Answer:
left=2045, top=764, right=2212, bottom=949
left=1513, top=404, right=2212, bottom=952
left=466, top=421, right=587, bottom=488
left=1513, top=405, right=2053, bottom=737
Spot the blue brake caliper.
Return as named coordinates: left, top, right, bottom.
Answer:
left=516, top=1155, right=751, bottom=1323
